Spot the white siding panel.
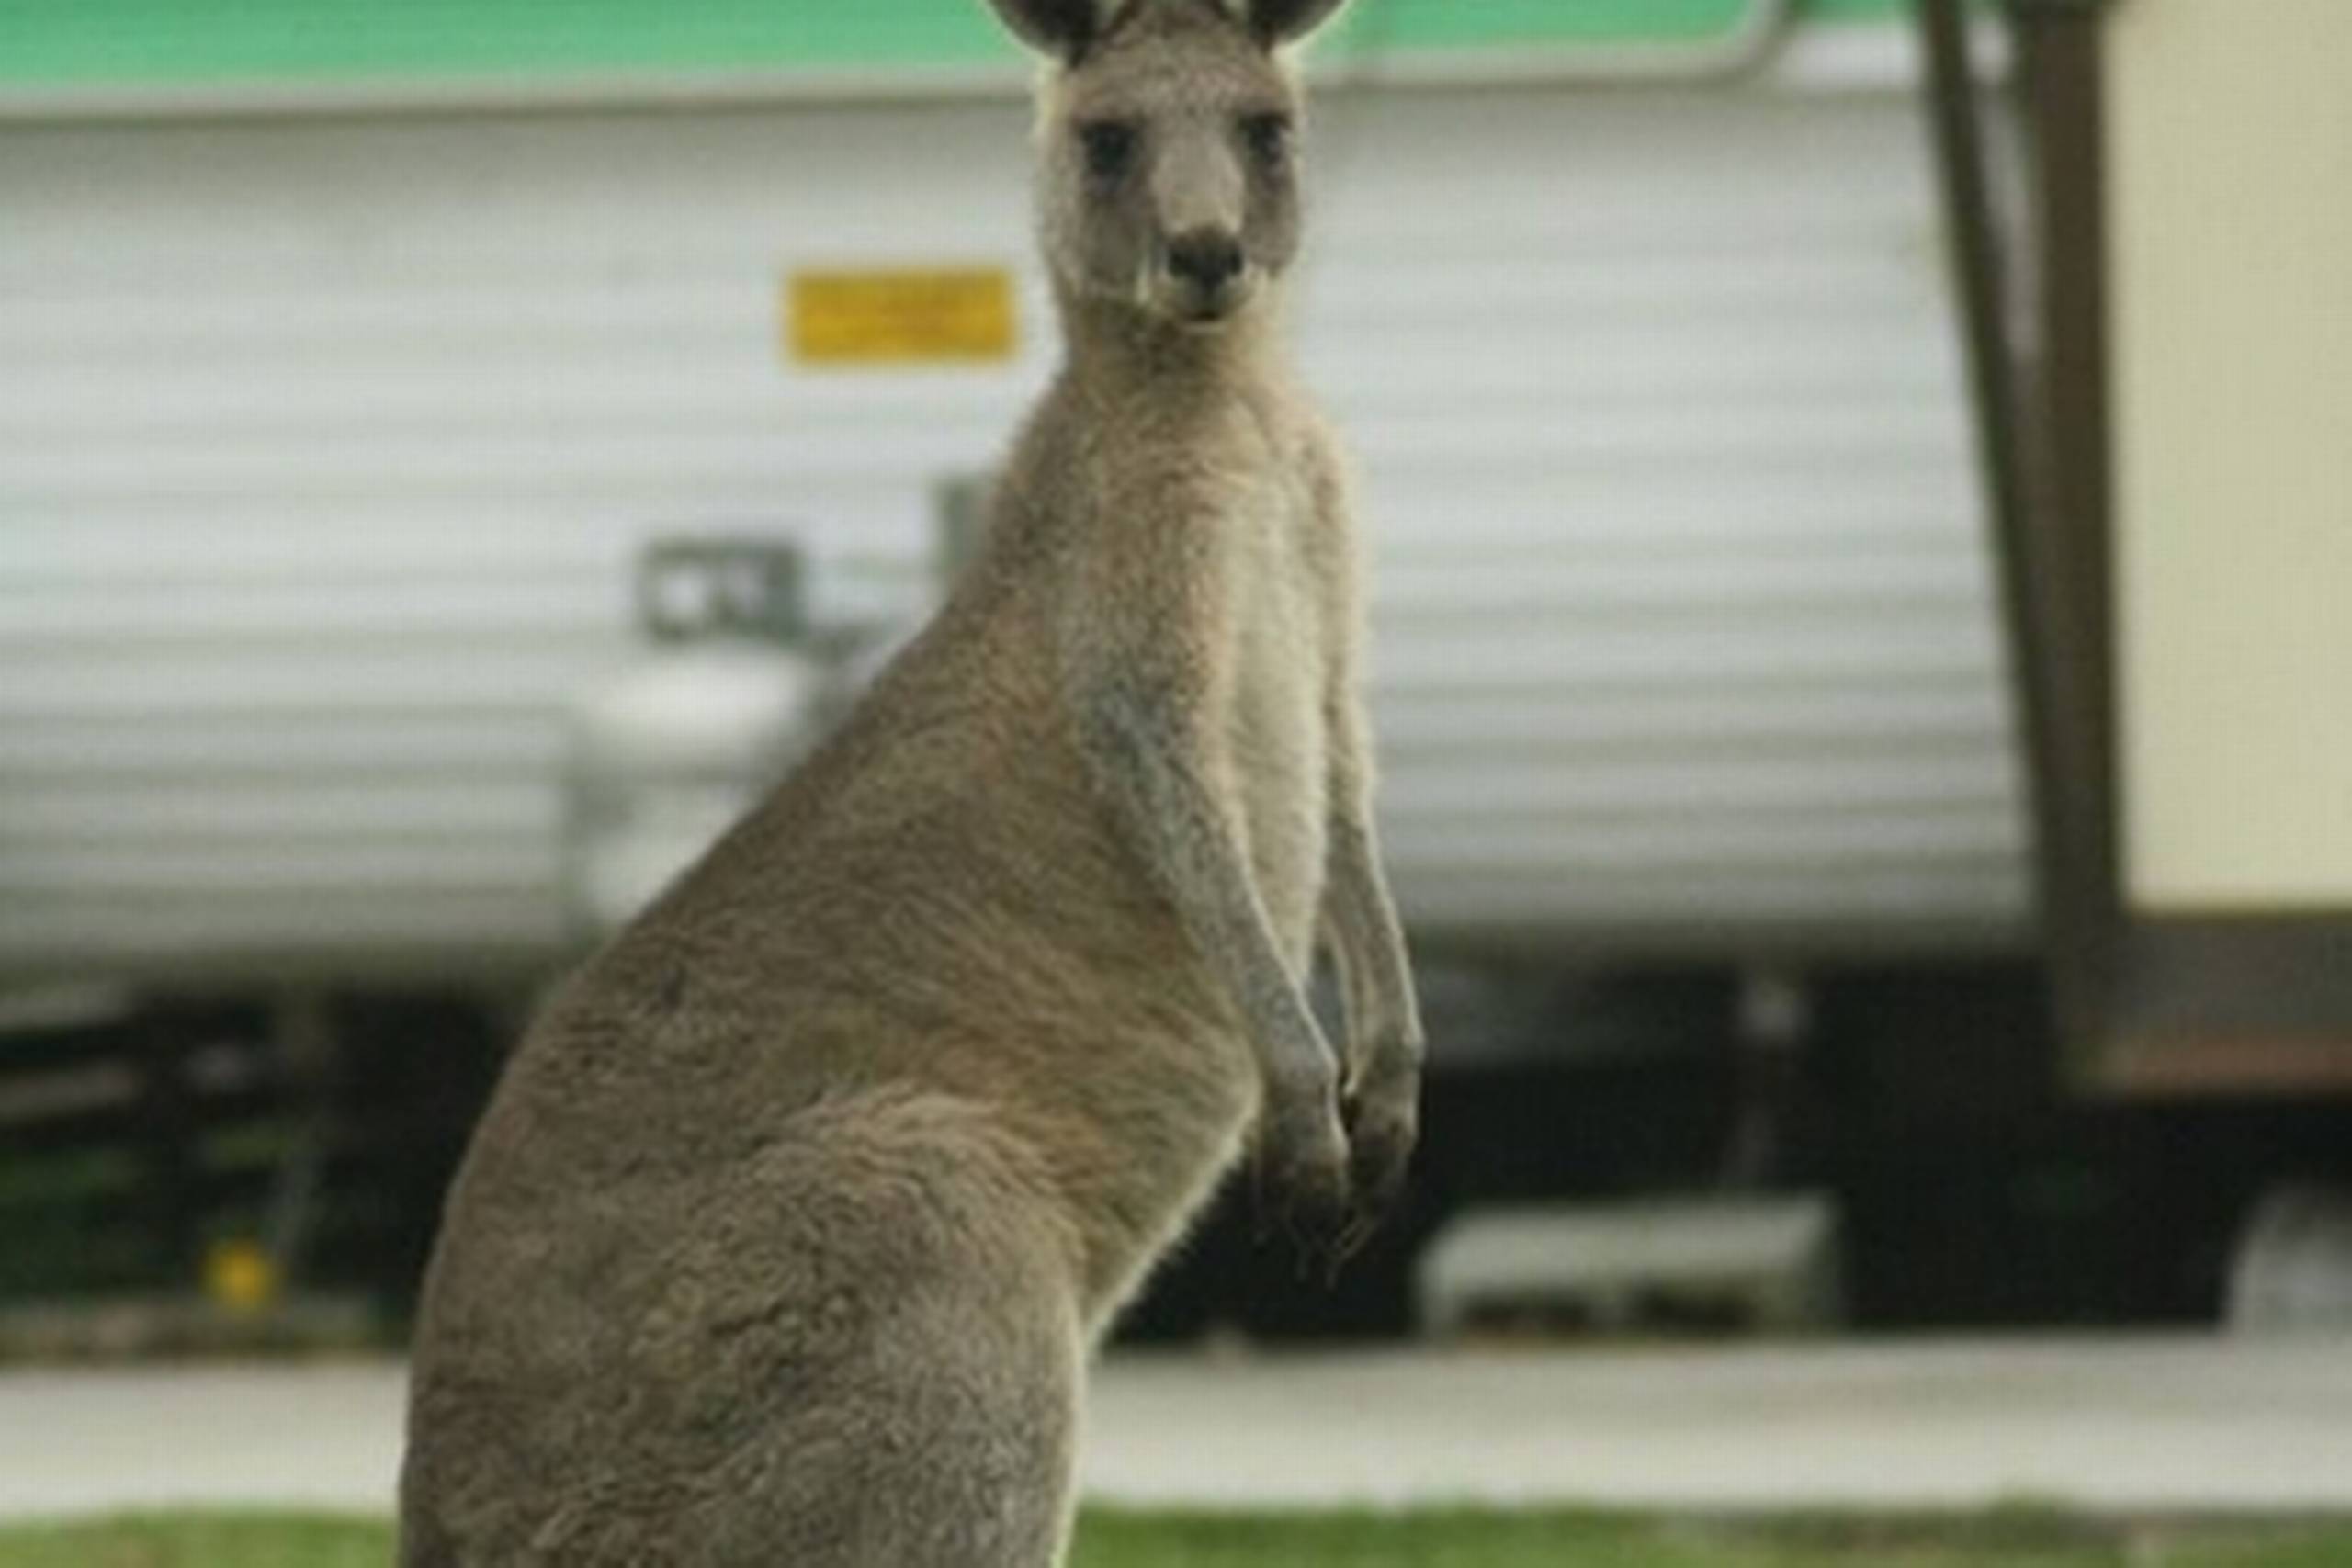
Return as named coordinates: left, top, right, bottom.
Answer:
left=0, top=84, right=2025, bottom=977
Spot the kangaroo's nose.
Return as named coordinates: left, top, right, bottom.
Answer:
left=1167, top=231, right=1244, bottom=292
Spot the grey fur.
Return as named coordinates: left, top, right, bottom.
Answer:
left=400, top=0, right=1414, bottom=1562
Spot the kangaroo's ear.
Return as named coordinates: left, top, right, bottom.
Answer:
left=1247, top=0, right=1350, bottom=47
left=982, top=0, right=1101, bottom=59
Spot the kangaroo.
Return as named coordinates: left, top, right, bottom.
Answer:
left=399, top=0, right=1421, bottom=1562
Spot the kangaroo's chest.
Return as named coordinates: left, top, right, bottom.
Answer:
left=1220, top=454, right=1329, bottom=967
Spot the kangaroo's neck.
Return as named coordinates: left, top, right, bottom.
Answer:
left=1054, top=286, right=1289, bottom=406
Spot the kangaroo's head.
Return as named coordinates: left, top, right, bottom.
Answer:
left=984, top=0, right=1351, bottom=329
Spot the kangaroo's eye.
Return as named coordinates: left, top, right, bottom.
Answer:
left=1240, top=112, right=1293, bottom=168
left=1077, top=119, right=1139, bottom=183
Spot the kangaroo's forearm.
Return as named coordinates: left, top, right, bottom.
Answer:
left=1319, top=673, right=1422, bottom=1087
left=1079, top=684, right=1337, bottom=1105
left=1323, top=811, right=1423, bottom=1088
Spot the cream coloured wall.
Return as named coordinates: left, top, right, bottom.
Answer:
left=2110, top=0, right=2352, bottom=910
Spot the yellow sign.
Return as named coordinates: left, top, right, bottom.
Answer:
left=789, top=267, right=1018, bottom=367
left=203, top=1237, right=281, bottom=1316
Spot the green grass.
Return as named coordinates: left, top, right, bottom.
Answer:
left=3, top=1509, right=2349, bottom=1567
left=0, top=1514, right=387, bottom=1568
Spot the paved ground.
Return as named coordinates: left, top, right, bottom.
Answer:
left=1, top=1336, right=2348, bottom=1522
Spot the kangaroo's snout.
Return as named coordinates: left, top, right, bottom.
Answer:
left=1168, top=231, right=1244, bottom=291
left=1165, top=229, right=1247, bottom=315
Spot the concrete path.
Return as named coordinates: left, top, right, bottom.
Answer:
left=1, top=1337, right=2348, bottom=1522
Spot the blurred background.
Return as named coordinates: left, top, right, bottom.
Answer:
left=2, top=0, right=2348, bottom=1364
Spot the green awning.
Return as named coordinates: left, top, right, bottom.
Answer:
left=0, top=0, right=1911, bottom=96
